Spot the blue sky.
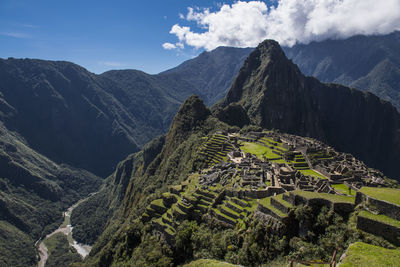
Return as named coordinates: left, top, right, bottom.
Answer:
left=1, top=0, right=398, bottom=74
left=0, top=0, right=231, bottom=74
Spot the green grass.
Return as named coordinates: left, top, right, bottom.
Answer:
left=151, top=198, right=166, bottom=208
left=273, top=194, right=293, bottom=208
left=258, top=197, right=287, bottom=218
left=226, top=200, right=244, bottom=211
left=270, top=159, right=287, bottom=164
left=339, top=242, right=400, bottom=267
left=43, top=233, right=82, bottom=267
left=260, top=137, right=287, bottom=149
left=182, top=259, right=239, bottom=266
left=299, top=169, right=327, bottom=180
left=359, top=187, right=400, bottom=206
left=219, top=205, right=240, bottom=218
left=240, top=142, right=281, bottom=160
left=332, top=184, right=355, bottom=196
left=172, top=204, right=186, bottom=215
left=358, top=210, right=400, bottom=228
left=212, top=208, right=236, bottom=223
left=292, top=190, right=354, bottom=203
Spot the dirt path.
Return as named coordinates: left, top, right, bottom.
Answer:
left=37, top=242, right=48, bottom=267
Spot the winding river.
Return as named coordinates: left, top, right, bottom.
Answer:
left=37, top=193, right=96, bottom=267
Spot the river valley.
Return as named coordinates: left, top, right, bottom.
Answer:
left=37, top=194, right=96, bottom=267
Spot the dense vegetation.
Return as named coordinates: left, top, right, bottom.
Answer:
left=0, top=121, right=101, bottom=265
left=0, top=221, right=36, bottom=267
left=44, top=233, right=82, bottom=267
left=82, top=202, right=396, bottom=266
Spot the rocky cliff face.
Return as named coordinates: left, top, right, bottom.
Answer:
left=217, top=40, right=400, bottom=179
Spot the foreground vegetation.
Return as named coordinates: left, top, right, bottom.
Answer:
left=44, top=233, right=82, bottom=267
left=339, top=242, right=400, bottom=267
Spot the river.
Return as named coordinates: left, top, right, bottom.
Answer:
left=37, top=193, right=96, bottom=267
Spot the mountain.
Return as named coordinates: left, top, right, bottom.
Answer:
left=0, top=47, right=250, bottom=266
left=76, top=93, right=400, bottom=267
left=0, top=120, right=101, bottom=267
left=283, top=31, right=400, bottom=111
left=159, top=46, right=253, bottom=105
left=76, top=95, right=232, bottom=266
left=215, top=40, right=400, bottom=180
left=0, top=48, right=250, bottom=177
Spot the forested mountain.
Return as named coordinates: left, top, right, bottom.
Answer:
left=0, top=48, right=251, bottom=266
left=75, top=38, right=400, bottom=267
left=0, top=48, right=250, bottom=177
left=283, top=31, right=400, bottom=111
left=0, top=120, right=101, bottom=266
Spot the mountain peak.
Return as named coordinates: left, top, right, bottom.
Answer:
left=218, top=39, right=400, bottom=179
left=165, top=95, right=210, bottom=154
left=170, top=95, right=210, bottom=132
left=223, top=38, right=302, bottom=112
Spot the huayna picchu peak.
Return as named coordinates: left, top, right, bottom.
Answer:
left=216, top=39, right=400, bottom=180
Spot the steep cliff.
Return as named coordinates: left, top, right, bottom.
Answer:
left=216, top=40, right=400, bottom=179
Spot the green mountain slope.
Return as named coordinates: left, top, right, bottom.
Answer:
left=76, top=93, right=400, bottom=267
left=0, top=120, right=101, bottom=266
left=0, top=48, right=250, bottom=177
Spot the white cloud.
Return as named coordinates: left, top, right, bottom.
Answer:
left=162, top=41, right=185, bottom=50
left=162, top=42, right=177, bottom=49
left=0, top=32, right=30, bottom=38
left=165, top=0, right=400, bottom=50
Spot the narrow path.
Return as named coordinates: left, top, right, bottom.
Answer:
left=37, top=192, right=97, bottom=267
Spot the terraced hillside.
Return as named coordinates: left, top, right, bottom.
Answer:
left=198, top=134, right=234, bottom=166
left=79, top=101, right=400, bottom=267
left=355, top=187, right=400, bottom=245
left=135, top=130, right=400, bottom=266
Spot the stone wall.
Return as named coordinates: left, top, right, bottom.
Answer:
left=287, top=192, right=354, bottom=214
left=271, top=197, right=292, bottom=214
left=357, top=215, right=400, bottom=246
left=356, top=192, right=400, bottom=221
left=210, top=209, right=235, bottom=228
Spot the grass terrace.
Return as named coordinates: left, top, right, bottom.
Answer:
left=299, top=169, right=327, bottom=180
left=183, top=259, right=240, bottom=267
left=150, top=198, right=165, bottom=208
left=332, top=184, right=355, bottom=196
left=258, top=197, right=287, bottom=218
left=292, top=190, right=354, bottom=204
left=359, top=187, right=400, bottom=206
left=240, top=142, right=277, bottom=159
left=358, top=210, right=400, bottom=228
left=339, top=242, right=400, bottom=267
left=274, top=194, right=294, bottom=209
left=199, top=134, right=234, bottom=166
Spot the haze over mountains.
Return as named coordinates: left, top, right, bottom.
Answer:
left=284, top=31, right=400, bottom=111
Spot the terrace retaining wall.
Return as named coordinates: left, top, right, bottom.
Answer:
left=357, top=215, right=400, bottom=246
left=355, top=192, right=400, bottom=221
